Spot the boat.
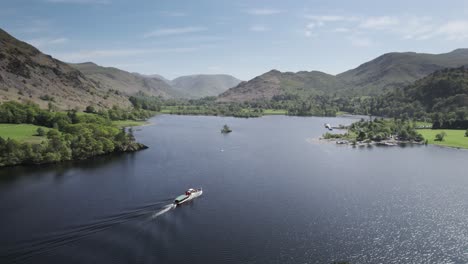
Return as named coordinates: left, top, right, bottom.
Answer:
left=174, top=188, right=203, bottom=205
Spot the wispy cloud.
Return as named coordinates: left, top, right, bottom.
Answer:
left=333, top=27, right=350, bottom=33
left=436, top=20, right=468, bottom=40
left=56, top=47, right=200, bottom=61
left=246, top=8, right=282, bottom=15
left=302, top=13, right=468, bottom=42
left=305, top=15, right=359, bottom=23
left=359, top=16, right=399, bottom=29
left=250, top=25, right=269, bottom=32
left=143, top=27, right=207, bottom=38
left=45, top=0, right=110, bottom=4
left=28, top=37, right=69, bottom=48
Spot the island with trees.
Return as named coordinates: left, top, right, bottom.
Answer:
left=221, top=125, right=232, bottom=134
left=321, top=118, right=425, bottom=147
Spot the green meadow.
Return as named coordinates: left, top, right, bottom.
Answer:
left=0, top=124, right=49, bottom=143
left=418, top=129, right=468, bottom=149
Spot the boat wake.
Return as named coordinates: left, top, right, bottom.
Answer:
left=2, top=200, right=174, bottom=263
left=151, top=203, right=176, bottom=219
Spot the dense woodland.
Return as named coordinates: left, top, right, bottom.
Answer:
left=0, top=101, right=148, bottom=167
left=344, top=67, right=468, bottom=128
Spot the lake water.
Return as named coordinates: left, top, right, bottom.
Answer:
left=1, top=115, right=468, bottom=264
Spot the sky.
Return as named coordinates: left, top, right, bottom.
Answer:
left=1, top=0, right=468, bottom=80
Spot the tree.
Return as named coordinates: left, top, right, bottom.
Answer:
left=435, top=131, right=447, bottom=141
left=221, top=124, right=232, bottom=134
left=85, top=105, right=96, bottom=113
left=36, top=127, right=46, bottom=136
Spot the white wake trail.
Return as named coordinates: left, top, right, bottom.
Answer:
left=151, top=204, right=176, bottom=219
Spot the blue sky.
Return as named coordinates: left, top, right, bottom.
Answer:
left=2, top=0, right=468, bottom=80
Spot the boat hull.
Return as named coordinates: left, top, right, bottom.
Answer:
left=174, top=189, right=203, bottom=205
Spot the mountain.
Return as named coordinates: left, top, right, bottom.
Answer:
left=146, top=74, right=171, bottom=84
left=218, top=69, right=343, bottom=102
left=69, top=62, right=182, bottom=98
left=171, top=74, right=241, bottom=99
left=218, top=49, right=468, bottom=102
left=382, top=66, right=468, bottom=114
left=338, top=49, right=468, bottom=95
left=0, top=28, right=130, bottom=109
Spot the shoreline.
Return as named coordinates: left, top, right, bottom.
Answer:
left=311, top=136, right=468, bottom=150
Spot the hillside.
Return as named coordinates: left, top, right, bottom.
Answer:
left=171, top=74, right=241, bottom=99
left=218, top=49, right=468, bottom=102
left=364, top=66, right=468, bottom=120
left=338, top=49, right=468, bottom=95
left=0, top=28, right=130, bottom=109
left=70, top=62, right=182, bottom=98
left=218, top=69, right=343, bottom=102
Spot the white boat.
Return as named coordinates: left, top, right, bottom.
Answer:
left=174, top=188, right=203, bottom=205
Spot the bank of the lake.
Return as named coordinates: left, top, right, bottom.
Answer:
left=0, top=101, right=151, bottom=167
left=112, top=120, right=149, bottom=128
left=418, top=129, right=468, bottom=149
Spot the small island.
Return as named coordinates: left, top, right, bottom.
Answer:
left=221, top=124, right=232, bottom=134
left=321, top=118, right=425, bottom=147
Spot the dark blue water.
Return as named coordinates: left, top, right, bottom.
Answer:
left=1, top=115, right=468, bottom=264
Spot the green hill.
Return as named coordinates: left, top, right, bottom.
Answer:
left=337, top=49, right=468, bottom=95
left=218, top=69, right=343, bottom=102
left=364, top=67, right=468, bottom=120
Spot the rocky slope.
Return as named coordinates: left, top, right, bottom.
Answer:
left=0, top=28, right=130, bottom=109
left=70, top=62, right=182, bottom=98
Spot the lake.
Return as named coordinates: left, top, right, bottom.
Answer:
left=1, top=115, right=468, bottom=264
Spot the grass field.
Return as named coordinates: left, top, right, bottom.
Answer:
left=263, top=109, right=287, bottom=115
left=111, top=120, right=148, bottom=128
left=0, top=124, right=49, bottom=143
left=418, top=129, right=468, bottom=149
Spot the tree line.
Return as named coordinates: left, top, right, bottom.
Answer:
left=0, top=101, right=146, bottom=167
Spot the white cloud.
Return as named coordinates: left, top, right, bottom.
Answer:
left=306, top=22, right=317, bottom=29
left=250, top=25, right=269, bottom=32
left=333, top=27, right=350, bottom=33
left=360, top=16, right=399, bottom=29
left=28, top=37, right=69, bottom=48
left=305, top=15, right=358, bottom=23
left=45, top=0, right=110, bottom=4
left=56, top=47, right=199, bottom=61
left=436, top=20, right=468, bottom=40
left=246, top=8, right=282, bottom=15
left=143, top=27, right=207, bottom=38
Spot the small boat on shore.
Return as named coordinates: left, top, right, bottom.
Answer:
left=174, top=188, right=203, bottom=205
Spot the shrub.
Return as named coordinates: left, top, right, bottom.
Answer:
left=435, top=131, right=447, bottom=141
left=36, top=127, right=46, bottom=136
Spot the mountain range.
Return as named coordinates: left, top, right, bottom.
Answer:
left=0, top=28, right=240, bottom=108
left=1, top=27, right=468, bottom=108
left=219, top=49, right=468, bottom=102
